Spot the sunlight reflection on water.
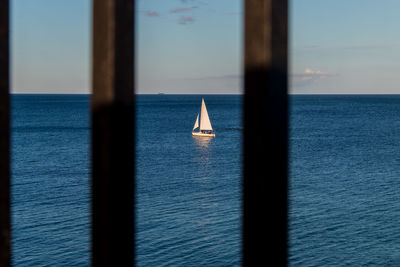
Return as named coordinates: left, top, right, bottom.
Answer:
left=192, top=136, right=213, bottom=148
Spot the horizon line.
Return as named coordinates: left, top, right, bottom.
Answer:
left=9, top=92, right=400, bottom=95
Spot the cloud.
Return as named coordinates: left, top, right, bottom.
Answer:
left=225, top=12, right=243, bottom=16
left=303, top=68, right=327, bottom=75
left=146, top=11, right=160, bottom=17
left=170, top=7, right=192, bottom=13
left=337, top=45, right=394, bottom=50
left=178, top=16, right=194, bottom=24
left=181, top=70, right=333, bottom=87
left=291, top=68, right=336, bottom=87
left=180, top=0, right=207, bottom=5
left=296, top=44, right=395, bottom=51
left=182, top=74, right=242, bottom=80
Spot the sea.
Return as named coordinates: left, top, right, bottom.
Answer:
left=11, top=94, right=241, bottom=266
left=10, top=94, right=400, bottom=266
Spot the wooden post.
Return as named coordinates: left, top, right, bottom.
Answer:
left=92, top=0, right=135, bottom=266
left=243, top=0, right=288, bottom=265
left=0, top=0, right=10, bottom=265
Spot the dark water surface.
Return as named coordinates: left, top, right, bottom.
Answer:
left=290, top=95, right=400, bottom=266
left=12, top=94, right=400, bottom=266
left=12, top=95, right=90, bottom=266
left=11, top=94, right=242, bottom=266
left=136, top=95, right=242, bottom=266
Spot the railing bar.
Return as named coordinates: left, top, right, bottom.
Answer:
left=243, top=0, right=288, bottom=265
left=91, top=0, right=135, bottom=266
left=0, top=0, right=10, bottom=265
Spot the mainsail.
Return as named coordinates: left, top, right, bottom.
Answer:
left=199, top=98, right=213, bottom=131
left=193, top=114, right=199, bottom=131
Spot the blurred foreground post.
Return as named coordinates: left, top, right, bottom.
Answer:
left=92, top=0, right=135, bottom=266
left=243, top=0, right=288, bottom=265
left=0, top=0, right=10, bottom=265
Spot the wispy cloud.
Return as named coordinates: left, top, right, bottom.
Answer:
left=170, top=7, right=193, bottom=13
left=225, top=12, right=243, bottom=16
left=180, top=70, right=333, bottom=86
left=337, top=45, right=394, bottom=50
left=146, top=11, right=160, bottom=17
left=296, top=44, right=396, bottom=51
left=291, top=68, right=336, bottom=87
left=181, top=74, right=242, bottom=80
left=178, top=16, right=195, bottom=25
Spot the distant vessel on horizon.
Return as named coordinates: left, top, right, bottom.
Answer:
left=192, top=98, right=215, bottom=137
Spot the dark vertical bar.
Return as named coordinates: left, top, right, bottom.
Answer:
left=243, top=0, right=287, bottom=266
left=0, top=0, right=10, bottom=266
left=92, top=0, right=135, bottom=266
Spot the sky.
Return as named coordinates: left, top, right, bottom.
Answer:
left=290, top=0, right=400, bottom=94
left=10, top=0, right=400, bottom=94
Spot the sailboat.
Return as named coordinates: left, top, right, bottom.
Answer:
left=192, top=98, right=216, bottom=137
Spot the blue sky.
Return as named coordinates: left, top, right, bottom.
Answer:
left=11, top=0, right=400, bottom=94
left=290, top=0, right=400, bottom=94
left=11, top=0, right=91, bottom=94
left=136, top=0, right=242, bottom=94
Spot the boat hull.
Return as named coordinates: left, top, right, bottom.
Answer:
left=192, top=132, right=215, bottom=137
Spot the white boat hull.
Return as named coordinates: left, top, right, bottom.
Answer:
left=192, top=132, right=215, bottom=137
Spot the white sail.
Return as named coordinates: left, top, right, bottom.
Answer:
left=199, top=98, right=213, bottom=131
left=193, top=114, right=199, bottom=131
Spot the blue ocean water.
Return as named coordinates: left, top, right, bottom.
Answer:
left=11, top=94, right=242, bottom=266
left=136, top=95, right=242, bottom=266
left=12, top=94, right=400, bottom=266
left=290, top=95, right=400, bottom=266
left=11, top=95, right=90, bottom=266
